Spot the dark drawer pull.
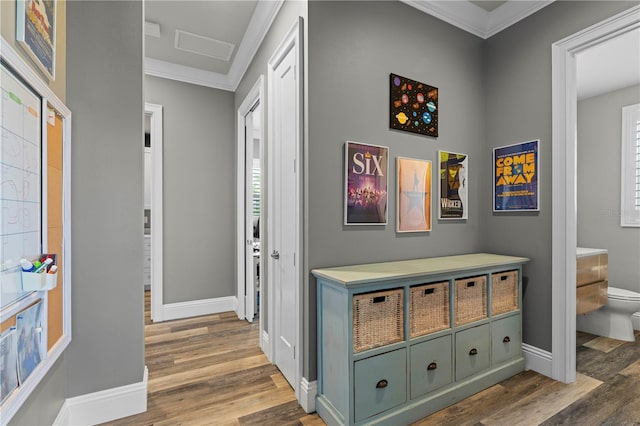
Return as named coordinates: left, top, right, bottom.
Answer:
left=376, top=379, right=388, bottom=389
left=372, top=296, right=386, bottom=303
left=503, top=336, right=511, bottom=343
left=500, top=275, right=508, bottom=281
left=467, top=281, right=476, bottom=287
left=424, top=288, right=435, bottom=295
left=469, top=348, right=478, bottom=356
left=427, top=362, right=437, bottom=371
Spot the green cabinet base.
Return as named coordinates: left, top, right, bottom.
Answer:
left=317, top=357, right=525, bottom=426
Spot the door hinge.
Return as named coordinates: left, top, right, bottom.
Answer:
left=293, top=346, right=296, bottom=359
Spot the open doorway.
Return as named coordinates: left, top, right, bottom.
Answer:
left=236, top=76, right=267, bottom=350
left=551, top=5, right=639, bottom=383
left=144, top=103, right=164, bottom=322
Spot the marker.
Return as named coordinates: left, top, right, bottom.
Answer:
left=33, top=258, right=53, bottom=273
left=48, top=265, right=58, bottom=275
left=20, top=259, right=35, bottom=272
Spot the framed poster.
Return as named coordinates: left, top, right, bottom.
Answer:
left=16, top=0, right=56, bottom=80
left=438, top=151, right=468, bottom=220
left=493, top=140, right=539, bottom=212
left=397, top=157, right=432, bottom=232
left=344, top=141, right=388, bottom=225
left=390, top=73, right=438, bottom=137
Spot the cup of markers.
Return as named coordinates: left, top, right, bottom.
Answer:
left=20, top=254, right=58, bottom=291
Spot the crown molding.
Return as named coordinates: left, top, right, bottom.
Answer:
left=144, top=0, right=283, bottom=91
left=485, top=1, right=555, bottom=38
left=228, top=0, right=285, bottom=91
left=400, top=0, right=555, bottom=39
left=401, top=0, right=489, bottom=38
left=144, top=57, right=234, bottom=91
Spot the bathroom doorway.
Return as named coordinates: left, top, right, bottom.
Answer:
left=551, top=5, right=640, bottom=383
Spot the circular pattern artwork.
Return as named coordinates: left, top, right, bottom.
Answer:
left=389, top=73, right=438, bottom=137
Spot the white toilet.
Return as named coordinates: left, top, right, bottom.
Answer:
left=576, top=286, right=640, bottom=342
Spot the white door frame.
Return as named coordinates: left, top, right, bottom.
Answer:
left=551, top=5, right=639, bottom=383
left=236, top=77, right=267, bottom=343
left=145, top=103, right=164, bottom=322
left=267, top=17, right=304, bottom=399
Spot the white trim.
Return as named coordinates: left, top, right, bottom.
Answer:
left=227, top=0, right=284, bottom=91
left=162, top=296, right=237, bottom=321
left=620, top=103, right=640, bottom=227
left=300, top=378, right=317, bottom=414
left=54, top=366, right=148, bottom=426
left=145, top=103, right=164, bottom=323
left=143, top=1, right=283, bottom=91
left=267, top=17, right=305, bottom=404
left=522, top=343, right=553, bottom=378
left=261, top=329, right=272, bottom=361
left=485, top=1, right=555, bottom=38
left=551, top=5, right=640, bottom=384
left=236, top=75, right=265, bottom=323
left=0, top=36, right=72, bottom=425
left=400, top=0, right=554, bottom=39
left=632, top=312, right=640, bottom=331
left=144, top=57, right=234, bottom=91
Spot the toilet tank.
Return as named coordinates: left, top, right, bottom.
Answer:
left=576, top=248, right=608, bottom=315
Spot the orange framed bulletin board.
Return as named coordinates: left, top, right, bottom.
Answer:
left=1, top=40, right=71, bottom=423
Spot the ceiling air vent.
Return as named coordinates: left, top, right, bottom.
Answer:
left=174, top=30, right=235, bottom=61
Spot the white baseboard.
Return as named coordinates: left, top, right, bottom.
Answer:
left=522, top=343, right=553, bottom=378
left=299, top=378, right=317, bottom=413
left=261, top=330, right=272, bottom=361
left=632, top=312, right=640, bottom=331
left=54, top=366, right=148, bottom=426
left=162, top=296, right=236, bottom=321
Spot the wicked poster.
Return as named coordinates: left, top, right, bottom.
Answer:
left=439, top=151, right=468, bottom=219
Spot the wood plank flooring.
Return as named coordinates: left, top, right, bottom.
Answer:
left=102, top=293, right=639, bottom=425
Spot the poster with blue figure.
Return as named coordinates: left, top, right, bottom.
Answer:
left=493, top=140, right=539, bottom=211
left=16, top=0, right=56, bottom=80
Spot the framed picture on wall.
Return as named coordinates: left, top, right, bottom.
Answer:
left=390, top=73, right=438, bottom=137
left=493, top=140, right=539, bottom=212
left=397, top=157, right=432, bottom=232
left=16, top=0, right=56, bottom=80
left=344, top=141, right=389, bottom=225
left=438, top=151, right=468, bottom=220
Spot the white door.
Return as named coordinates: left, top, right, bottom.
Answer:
left=269, top=27, right=301, bottom=389
left=244, top=102, right=260, bottom=322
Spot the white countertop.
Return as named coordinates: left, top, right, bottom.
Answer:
left=576, top=247, right=608, bottom=258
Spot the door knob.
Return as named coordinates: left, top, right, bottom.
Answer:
left=271, top=250, right=280, bottom=260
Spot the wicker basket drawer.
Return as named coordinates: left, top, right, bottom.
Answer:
left=409, top=281, right=450, bottom=338
left=353, top=288, right=404, bottom=353
left=491, top=270, right=518, bottom=315
left=454, top=276, right=487, bottom=326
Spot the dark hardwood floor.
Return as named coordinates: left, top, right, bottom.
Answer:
left=102, top=292, right=639, bottom=425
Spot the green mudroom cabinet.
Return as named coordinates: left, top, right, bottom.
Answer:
left=313, top=253, right=529, bottom=425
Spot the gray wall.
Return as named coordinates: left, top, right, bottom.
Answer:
left=578, top=84, right=640, bottom=292
left=11, top=2, right=145, bottom=422
left=482, top=1, right=635, bottom=351
left=307, top=0, right=486, bottom=379
left=9, top=358, right=66, bottom=425
left=145, top=76, right=236, bottom=303
left=65, top=1, right=145, bottom=396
